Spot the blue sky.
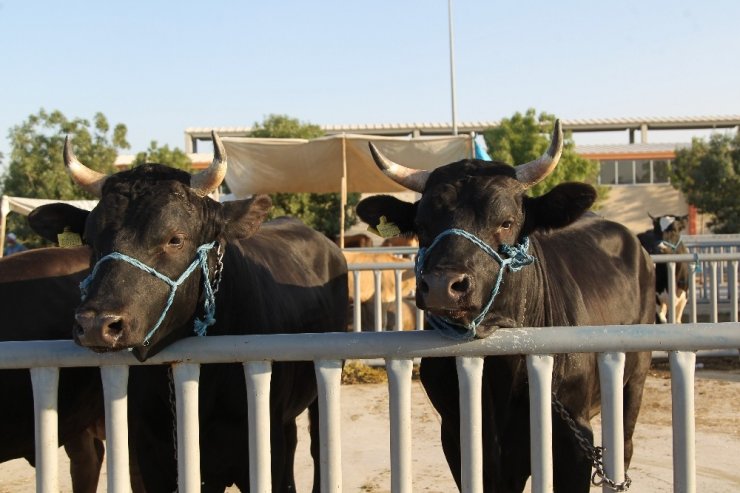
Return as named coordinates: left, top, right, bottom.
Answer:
left=1, top=0, right=739, bottom=165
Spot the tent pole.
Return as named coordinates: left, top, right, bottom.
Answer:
left=0, top=195, right=9, bottom=257
left=340, top=134, right=348, bottom=249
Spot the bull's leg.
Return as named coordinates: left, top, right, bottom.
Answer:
left=64, top=426, right=104, bottom=493
left=656, top=291, right=669, bottom=324
left=308, top=398, right=321, bottom=493
left=420, top=357, right=463, bottom=489
left=552, top=414, right=592, bottom=493
left=675, top=290, right=688, bottom=323
left=623, top=352, right=651, bottom=469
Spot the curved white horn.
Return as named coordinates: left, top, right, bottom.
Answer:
left=368, top=142, right=430, bottom=193
left=63, top=136, right=108, bottom=197
left=514, top=119, right=564, bottom=188
left=190, top=131, right=227, bottom=197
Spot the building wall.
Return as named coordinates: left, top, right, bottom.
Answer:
left=596, top=184, right=688, bottom=234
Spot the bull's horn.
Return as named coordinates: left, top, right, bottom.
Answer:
left=368, top=142, right=430, bottom=193
left=190, top=131, right=227, bottom=197
left=514, top=119, right=563, bottom=188
left=64, top=136, right=108, bottom=197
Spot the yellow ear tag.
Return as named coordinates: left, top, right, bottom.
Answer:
left=57, top=227, right=82, bottom=248
left=371, top=216, right=401, bottom=238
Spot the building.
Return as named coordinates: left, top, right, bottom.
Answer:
left=119, top=115, right=740, bottom=236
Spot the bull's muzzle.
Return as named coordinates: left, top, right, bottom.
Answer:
left=74, top=309, right=128, bottom=350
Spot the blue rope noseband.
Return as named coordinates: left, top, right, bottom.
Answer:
left=659, top=238, right=682, bottom=251
left=80, top=242, right=219, bottom=346
left=416, top=228, right=535, bottom=340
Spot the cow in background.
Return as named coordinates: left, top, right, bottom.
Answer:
left=343, top=251, right=416, bottom=330
left=637, top=213, right=690, bottom=323
left=335, top=233, right=374, bottom=248
left=32, top=133, right=348, bottom=492
left=357, top=120, right=653, bottom=492
left=0, top=247, right=105, bottom=493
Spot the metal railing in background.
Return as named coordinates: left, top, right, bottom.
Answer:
left=347, top=250, right=740, bottom=331
left=1, top=323, right=739, bottom=493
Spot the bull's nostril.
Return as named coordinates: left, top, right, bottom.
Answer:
left=107, top=318, right=124, bottom=334
left=450, top=276, right=470, bottom=294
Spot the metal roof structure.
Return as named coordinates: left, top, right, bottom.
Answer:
left=184, top=115, right=740, bottom=152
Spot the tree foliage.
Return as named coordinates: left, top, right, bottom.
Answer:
left=252, top=114, right=360, bottom=238
left=132, top=141, right=192, bottom=171
left=482, top=109, right=606, bottom=204
left=1, top=109, right=129, bottom=246
left=671, top=132, right=740, bottom=233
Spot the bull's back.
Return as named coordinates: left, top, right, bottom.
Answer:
left=224, top=217, right=349, bottom=334
left=536, top=215, right=655, bottom=327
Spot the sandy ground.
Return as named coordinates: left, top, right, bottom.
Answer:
left=1, top=366, right=739, bottom=492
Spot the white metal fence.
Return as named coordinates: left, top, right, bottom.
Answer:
left=1, top=252, right=739, bottom=493
left=1, top=324, right=739, bottom=493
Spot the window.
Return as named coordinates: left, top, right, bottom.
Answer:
left=616, top=160, right=634, bottom=184
left=635, top=160, right=651, bottom=184
left=599, top=161, right=616, bottom=185
left=653, top=160, right=670, bottom=183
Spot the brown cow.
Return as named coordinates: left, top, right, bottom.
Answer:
left=343, top=251, right=416, bottom=330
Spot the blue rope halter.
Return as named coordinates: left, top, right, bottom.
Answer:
left=416, top=228, right=536, bottom=340
left=80, top=242, right=219, bottom=346
left=659, top=238, right=682, bottom=251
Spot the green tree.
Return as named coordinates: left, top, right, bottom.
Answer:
left=132, top=141, right=192, bottom=171
left=670, top=132, right=740, bottom=233
left=251, top=114, right=360, bottom=238
left=483, top=109, right=606, bottom=204
left=1, top=109, right=129, bottom=246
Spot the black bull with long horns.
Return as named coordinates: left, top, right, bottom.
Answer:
left=30, top=132, right=349, bottom=492
left=357, top=120, right=655, bottom=492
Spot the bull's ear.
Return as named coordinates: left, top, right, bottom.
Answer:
left=526, top=182, right=596, bottom=231
left=28, top=203, right=89, bottom=244
left=356, top=195, right=417, bottom=236
left=222, top=194, right=272, bottom=239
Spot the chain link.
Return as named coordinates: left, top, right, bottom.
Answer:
left=211, top=241, right=224, bottom=295
left=167, top=366, right=179, bottom=481
left=551, top=393, right=632, bottom=491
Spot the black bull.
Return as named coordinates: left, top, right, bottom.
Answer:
left=0, top=246, right=105, bottom=493
left=357, top=120, right=654, bottom=492
left=31, top=133, right=349, bottom=492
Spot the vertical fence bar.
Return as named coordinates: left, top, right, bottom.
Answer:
left=394, top=269, right=404, bottom=331
left=374, top=270, right=383, bottom=331
left=244, top=361, right=272, bottom=493
left=353, top=271, right=362, bottom=332
left=730, top=260, right=738, bottom=322
left=101, top=365, right=130, bottom=493
left=30, top=367, right=59, bottom=493
left=173, top=363, right=201, bottom=493
left=416, top=308, right=424, bottom=331
left=598, top=352, right=626, bottom=492
left=316, top=360, right=343, bottom=492
left=688, top=264, right=698, bottom=324
left=667, top=262, right=677, bottom=323
left=387, top=358, right=413, bottom=493
left=526, top=354, right=554, bottom=493
left=710, top=262, right=719, bottom=322
left=456, top=356, right=484, bottom=493
left=670, top=350, right=696, bottom=493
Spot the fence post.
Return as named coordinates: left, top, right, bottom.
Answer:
left=457, top=356, right=484, bottom=493
left=527, top=354, right=554, bottom=493
left=670, top=350, right=696, bottom=493
left=173, top=363, right=201, bottom=493
left=101, top=365, right=130, bottom=493
left=30, top=367, right=59, bottom=493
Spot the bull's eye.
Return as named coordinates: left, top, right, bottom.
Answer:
left=168, top=234, right=185, bottom=249
left=501, top=220, right=513, bottom=230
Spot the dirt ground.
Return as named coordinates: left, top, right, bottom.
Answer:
left=1, top=357, right=739, bottom=492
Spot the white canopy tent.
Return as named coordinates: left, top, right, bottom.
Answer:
left=221, top=133, right=475, bottom=245
left=0, top=195, right=97, bottom=256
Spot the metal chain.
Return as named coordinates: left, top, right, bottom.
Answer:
left=551, top=393, right=632, bottom=491
left=211, top=241, right=225, bottom=295
left=167, top=366, right=179, bottom=492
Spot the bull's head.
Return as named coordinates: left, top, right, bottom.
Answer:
left=357, top=120, right=597, bottom=338
left=30, top=132, right=272, bottom=360
left=648, top=213, right=688, bottom=253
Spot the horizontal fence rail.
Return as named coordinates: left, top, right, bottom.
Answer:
left=1, top=323, right=739, bottom=492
